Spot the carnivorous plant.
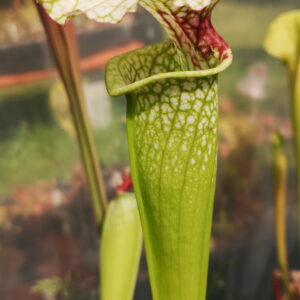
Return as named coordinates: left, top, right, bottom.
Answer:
left=38, top=0, right=232, bottom=299
left=264, top=10, right=300, bottom=241
left=35, top=3, right=142, bottom=300
left=107, top=2, right=232, bottom=299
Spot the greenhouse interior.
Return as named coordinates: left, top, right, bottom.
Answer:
left=0, top=0, right=300, bottom=299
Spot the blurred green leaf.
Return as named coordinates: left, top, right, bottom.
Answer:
left=264, top=10, right=300, bottom=73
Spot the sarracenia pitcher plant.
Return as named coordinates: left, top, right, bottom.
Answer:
left=106, top=2, right=232, bottom=300
left=38, top=0, right=232, bottom=299
left=106, top=40, right=231, bottom=300
left=35, top=3, right=142, bottom=300
left=264, top=11, right=300, bottom=242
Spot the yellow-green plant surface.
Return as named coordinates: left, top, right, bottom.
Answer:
left=106, top=37, right=231, bottom=300
left=100, top=193, right=142, bottom=300
left=264, top=11, right=300, bottom=235
left=272, top=133, right=291, bottom=300
left=106, top=1, right=232, bottom=299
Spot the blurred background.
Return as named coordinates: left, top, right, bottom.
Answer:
left=0, top=0, right=300, bottom=299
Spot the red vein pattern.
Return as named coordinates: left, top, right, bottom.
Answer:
left=141, top=0, right=230, bottom=69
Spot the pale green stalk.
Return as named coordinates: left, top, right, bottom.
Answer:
left=264, top=10, right=300, bottom=246
left=290, top=61, right=300, bottom=226
left=272, top=133, right=291, bottom=300
left=35, top=3, right=107, bottom=225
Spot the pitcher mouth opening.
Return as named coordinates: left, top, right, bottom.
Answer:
left=105, top=39, right=232, bottom=97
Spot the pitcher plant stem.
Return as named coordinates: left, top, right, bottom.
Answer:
left=264, top=10, right=300, bottom=249
left=272, top=133, right=291, bottom=300
left=35, top=2, right=107, bottom=226
left=290, top=64, right=300, bottom=246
